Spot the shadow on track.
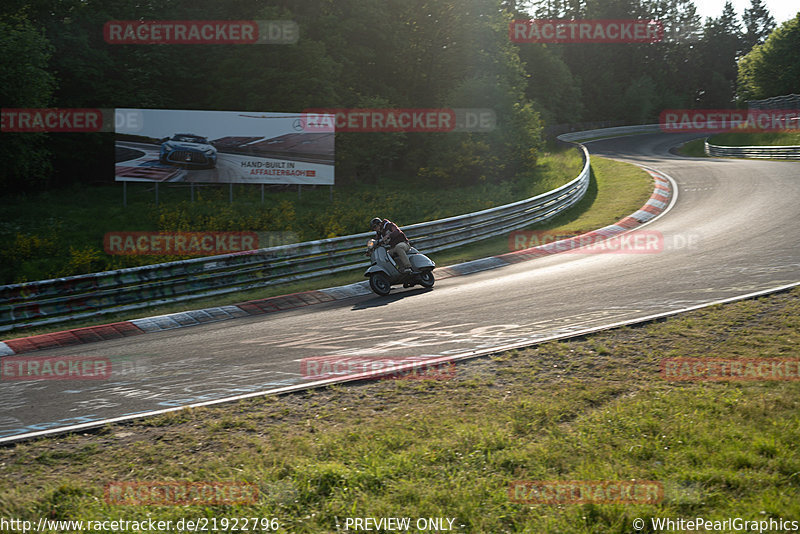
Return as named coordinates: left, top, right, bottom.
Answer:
left=351, top=287, right=434, bottom=310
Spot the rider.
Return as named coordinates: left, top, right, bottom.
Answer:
left=370, top=217, right=414, bottom=273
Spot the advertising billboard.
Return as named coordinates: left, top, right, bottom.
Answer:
left=114, top=109, right=334, bottom=185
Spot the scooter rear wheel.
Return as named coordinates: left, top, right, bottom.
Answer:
left=369, top=273, right=392, bottom=295
left=418, top=270, right=435, bottom=288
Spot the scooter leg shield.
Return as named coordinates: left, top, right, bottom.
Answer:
left=410, top=254, right=435, bottom=270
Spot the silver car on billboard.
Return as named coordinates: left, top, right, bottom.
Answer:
left=159, top=133, right=217, bottom=169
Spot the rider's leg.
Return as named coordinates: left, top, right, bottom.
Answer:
left=390, top=242, right=413, bottom=271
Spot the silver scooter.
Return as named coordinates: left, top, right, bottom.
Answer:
left=364, top=238, right=435, bottom=295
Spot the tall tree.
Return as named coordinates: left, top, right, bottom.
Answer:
left=519, top=44, right=584, bottom=124
left=0, top=0, right=548, bottom=190
left=693, top=2, right=743, bottom=106
left=529, top=0, right=585, bottom=18
left=0, top=11, right=56, bottom=193
left=737, top=13, right=800, bottom=101
left=742, top=0, right=776, bottom=52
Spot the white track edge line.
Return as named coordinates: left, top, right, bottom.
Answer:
left=2, top=279, right=797, bottom=446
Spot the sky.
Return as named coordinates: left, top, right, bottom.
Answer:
left=693, top=0, right=798, bottom=24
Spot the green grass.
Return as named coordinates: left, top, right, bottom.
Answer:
left=3, top=156, right=654, bottom=339
left=675, top=138, right=708, bottom=157
left=1, top=287, right=797, bottom=533
left=708, top=131, right=800, bottom=146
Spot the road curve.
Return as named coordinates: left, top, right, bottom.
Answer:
left=3, top=132, right=799, bottom=442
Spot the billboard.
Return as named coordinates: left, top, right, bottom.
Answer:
left=114, top=109, right=334, bottom=185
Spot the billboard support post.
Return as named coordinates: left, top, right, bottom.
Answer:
left=330, top=185, right=333, bottom=202
left=261, top=184, right=265, bottom=204
left=191, top=183, right=195, bottom=203
left=298, top=184, right=302, bottom=199
left=229, top=183, right=233, bottom=204
left=155, top=183, right=159, bottom=206
left=123, top=182, right=127, bottom=207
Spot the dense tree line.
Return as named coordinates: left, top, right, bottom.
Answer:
left=738, top=13, right=800, bottom=102
left=0, top=0, right=794, bottom=195
left=519, top=0, right=783, bottom=124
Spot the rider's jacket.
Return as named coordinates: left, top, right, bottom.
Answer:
left=375, top=220, right=409, bottom=247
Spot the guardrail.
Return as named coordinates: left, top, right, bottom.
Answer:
left=557, top=123, right=800, bottom=160
left=556, top=124, right=662, bottom=142
left=747, top=93, right=800, bottom=110
left=704, top=140, right=800, bottom=159
left=556, top=124, right=664, bottom=142
left=1, top=145, right=592, bottom=332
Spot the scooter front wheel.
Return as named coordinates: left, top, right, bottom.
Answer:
left=369, top=273, right=392, bottom=295
left=418, top=270, right=435, bottom=288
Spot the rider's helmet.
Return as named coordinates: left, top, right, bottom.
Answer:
left=369, top=217, right=382, bottom=231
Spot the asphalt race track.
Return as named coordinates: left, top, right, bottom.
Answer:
left=3, top=132, right=799, bottom=443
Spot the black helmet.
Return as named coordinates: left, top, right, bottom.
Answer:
left=369, top=217, right=382, bottom=229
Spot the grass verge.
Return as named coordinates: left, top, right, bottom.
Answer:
left=708, top=132, right=800, bottom=146
left=675, top=138, right=707, bottom=157
left=1, top=287, right=797, bottom=533
left=4, top=156, right=653, bottom=339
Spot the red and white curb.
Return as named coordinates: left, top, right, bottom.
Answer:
left=0, top=170, right=674, bottom=357
left=437, top=169, right=673, bottom=276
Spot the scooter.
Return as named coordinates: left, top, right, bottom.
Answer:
left=364, top=238, right=435, bottom=295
